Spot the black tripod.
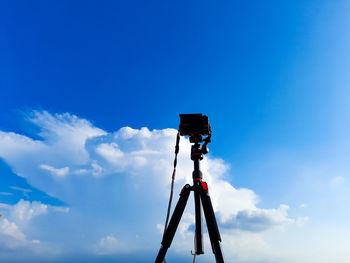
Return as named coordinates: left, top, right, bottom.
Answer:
left=155, top=135, right=225, bottom=263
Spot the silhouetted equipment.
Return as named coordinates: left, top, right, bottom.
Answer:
left=179, top=114, right=211, bottom=136
left=155, top=114, right=225, bottom=263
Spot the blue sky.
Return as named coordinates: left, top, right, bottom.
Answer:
left=1, top=1, right=350, bottom=262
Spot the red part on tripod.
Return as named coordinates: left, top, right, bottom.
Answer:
left=201, top=181, right=208, bottom=191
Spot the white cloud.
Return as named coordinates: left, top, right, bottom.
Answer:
left=0, top=111, right=296, bottom=261
left=0, top=199, right=68, bottom=259
left=220, top=204, right=293, bottom=232
left=0, top=218, right=26, bottom=242
left=10, top=199, right=48, bottom=224
left=94, top=234, right=127, bottom=255
left=330, top=175, right=345, bottom=186
left=11, top=186, right=32, bottom=198
left=0, top=192, right=13, bottom=196
left=221, top=230, right=276, bottom=263
left=39, top=164, right=70, bottom=177
left=299, top=203, right=307, bottom=208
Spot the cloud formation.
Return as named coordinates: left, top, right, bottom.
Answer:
left=0, top=111, right=296, bottom=262
left=0, top=199, right=63, bottom=262
left=94, top=234, right=128, bottom=255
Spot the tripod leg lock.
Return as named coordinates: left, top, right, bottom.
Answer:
left=201, top=181, right=208, bottom=191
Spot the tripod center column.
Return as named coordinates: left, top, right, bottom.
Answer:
left=191, top=142, right=203, bottom=180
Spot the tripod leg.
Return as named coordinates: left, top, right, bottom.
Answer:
left=194, top=181, right=204, bottom=254
left=155, top=184, right=191, bottom=263
left=200, top=182, right=225, bottom=263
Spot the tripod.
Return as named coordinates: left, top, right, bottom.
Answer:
left=155, top=135, right=225, bottom=263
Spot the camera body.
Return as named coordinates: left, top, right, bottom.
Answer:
left=179, top=114, right=211, bottom=136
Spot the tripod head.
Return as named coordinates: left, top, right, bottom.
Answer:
left=189, top=134, right=211, bottom=155
left=189, top=134, right=211, bottom=181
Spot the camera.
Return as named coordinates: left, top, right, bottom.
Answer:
left=179, top=114, right=211, bottom=136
